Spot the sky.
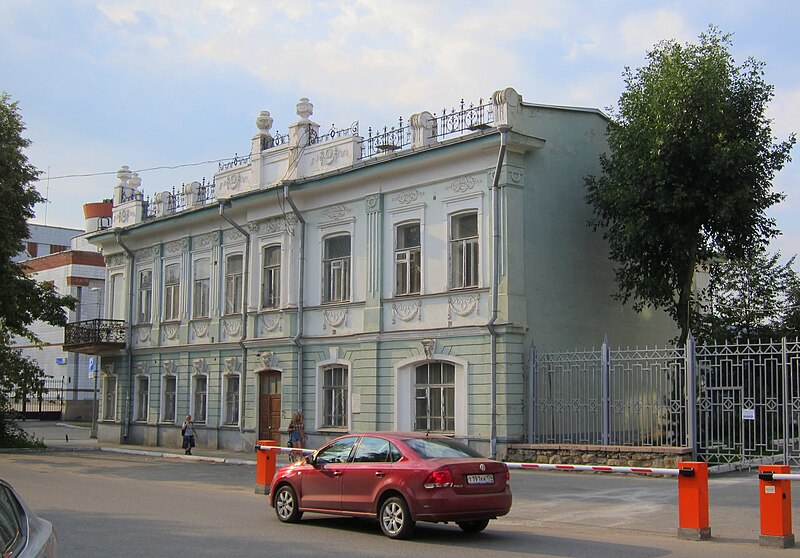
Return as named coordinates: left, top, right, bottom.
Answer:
left=1, top=0, right=798, bottom=257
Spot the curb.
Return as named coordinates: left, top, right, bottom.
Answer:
left=99, top=447, right=257, bottom=466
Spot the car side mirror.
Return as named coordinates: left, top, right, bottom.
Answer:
left=306, top=454, right=317, bottom=466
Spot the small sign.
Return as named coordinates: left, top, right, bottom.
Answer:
left=55, top=357, right=67, bottom=365
left=88, top=371, right=95, bottom=380
left=742, top=408, right=756, bottom=421
left=765, top=485, right=776, bottom=494
left=88, top=357, right=95, bottom=372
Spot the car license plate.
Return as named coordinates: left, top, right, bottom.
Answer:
left=466, top=474, right=494, bottom=485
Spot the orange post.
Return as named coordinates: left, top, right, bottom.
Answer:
left=677, top=461, right=711, bottom=540
left=255, top=439, right=276, bottom=495
left=759, top=465, right=795, bottom=548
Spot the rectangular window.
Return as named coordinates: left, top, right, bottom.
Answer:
left=192, top=259, right=210, bottom=318
left=194, top=376, right=207, bottom=424
left=137, top=270, right=152, bottom=323
left=103, top=376, right=117, bottom=420
left=415, top=362, right=455, bottom=432
left=164, top=263, right=181, bottom=321
left=225, top=255, right=244, bottom=315
left=322, top=366, right=348, bottom=428
left=261, top=246, right=281, bottom=309
left=395, top=222, right=421, bottom=296
left=136, top=376, right=149, bottom=422
left=162, top=376, right=176, bottom=422
left=322, top=235, right=351, bottom=303
left=224, top=375, right=240, bottom=425
left=449, top=212, right=479, bottom=289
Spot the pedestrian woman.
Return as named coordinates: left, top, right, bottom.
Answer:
left=288, top=411, right=306, bottom=461
left=182, top=414, right=198, bottom=455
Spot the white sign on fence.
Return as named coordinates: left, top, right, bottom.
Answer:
left=742, top=408, right=756, bottom=421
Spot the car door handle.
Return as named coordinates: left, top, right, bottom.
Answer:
left=333, top=471, right=342, bottom=477
left=374, top=471, right=385, bottom=478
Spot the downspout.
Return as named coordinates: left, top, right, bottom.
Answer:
left=219, top=201, right=250, bottom=434
left=115, top=230, right=135, bottom=443
left=283, top=182, right=305, bottom=413
left=488, top=125, right=510, bottom=460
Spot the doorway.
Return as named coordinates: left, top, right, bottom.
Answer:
left=259, top=371, right=281, bottom=443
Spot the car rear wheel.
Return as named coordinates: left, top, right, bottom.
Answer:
left=457, top=518, right=490, bottom=533
left=379, top=496, right=415, bottom=539
left=274, top=484, right=303, bottom=523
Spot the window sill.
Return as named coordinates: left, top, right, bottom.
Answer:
left=318, top=427, right=348, bottom=433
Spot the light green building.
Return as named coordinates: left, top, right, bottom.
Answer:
left=66, top=87, right=676, bottom=457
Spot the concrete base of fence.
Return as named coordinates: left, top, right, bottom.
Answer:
left=759, top=534, right=795, bottom=549
left=507, top=444, right=693, bottom=469
left=677, top=527, right=711, bottom=540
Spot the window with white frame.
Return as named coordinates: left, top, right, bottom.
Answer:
left=322, top=235, right=351, bottom=303
left=395, top=222, right=421, bottom=296
left=414, top=362, right=455, bottom=432
left=224, top=375, right=240, bottom=425
left=192, top=258, right=210, bottom=318
left=261, top=245, right=281, bottom=309
left=102, top=376, right=117, bottom=420
left=162, top=375, right=177, bottom=422
left=135, top=376, right=149, bottom=422
left=193, top=375, right=207, bottom=424
left=322, top=366, right=348, bottom=428
left=137, top=270, right=152, bottom=324
left=449, top=212, right=479, bottom=289
left=164, top=263, right=181, bottom=321
left=224, top=255, right=244, bottom=315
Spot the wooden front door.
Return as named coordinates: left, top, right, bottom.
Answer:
left=258, top=371, right=281, bottom=443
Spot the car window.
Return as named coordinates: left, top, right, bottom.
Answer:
left=0, top=486, right=23, bottom=556
left=404, top=437, right=484, bottom=459
left=352, top=437, right=393, bottom=463
left=316, top=437, right=357, bottom=464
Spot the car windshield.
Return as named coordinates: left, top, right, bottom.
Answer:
left=404, top=437, right=484, bottom=459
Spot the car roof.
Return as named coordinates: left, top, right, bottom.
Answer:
left=340, top=432, right=453, bottom=441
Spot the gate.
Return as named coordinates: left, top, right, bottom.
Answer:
left=9, top=377, right=65, bottom=420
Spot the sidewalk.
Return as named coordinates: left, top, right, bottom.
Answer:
left=14, top=420, right=296, bottom=466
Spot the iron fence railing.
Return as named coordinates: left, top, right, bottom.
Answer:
left=64, top=319, right=127, bottom=348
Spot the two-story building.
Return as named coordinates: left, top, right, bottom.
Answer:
left=66, top=87, right=676, bottom=456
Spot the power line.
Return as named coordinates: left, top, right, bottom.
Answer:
left=34, top=156, right=239, bottom=181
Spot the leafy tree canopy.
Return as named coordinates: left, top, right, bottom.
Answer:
left=586, top=26, right=796, bottom=345
left=0, top=93, right=75, bottom=446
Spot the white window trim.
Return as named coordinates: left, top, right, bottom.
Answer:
left=101, top=374, right=117, bottom=422
left=393, top=353, right=468, bottom=437
left=137, top=267, right=153, bottom=324
left=224, top=252, right=245, bottom=316
left=222, top=373, right=241, bottom=427
left=192, top=257, right=211, bottom=319
left=160, top=374, right=178, bottom=423
left=162, top=261, right=182, bottom=322
left=394, top=220, right=422, bottom=297
left=315, top=356, right=353, bottom=432
left=134, top=374, right=150, bottom=423
left=448, top=210, right=481, bottom=290
left=261, top=244, right=282, bottom=309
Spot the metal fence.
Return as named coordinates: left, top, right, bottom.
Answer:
left=9, top=377, right=65, bottom=420
left=531, top=337, right=800, bottom=467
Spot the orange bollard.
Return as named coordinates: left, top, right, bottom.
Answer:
left=759, top=465, right=795, bottom=548
left=677, top=461, right=711, bottom=540
left=255, top=439, right=276, bottom=495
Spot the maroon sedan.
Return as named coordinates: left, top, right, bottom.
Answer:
left=268, top=432, right=512, bottom=539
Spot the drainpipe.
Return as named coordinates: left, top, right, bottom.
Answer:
left=115, top=230, right=135, bottom=443
left=282, top=182, right=305, bottom=414
left=219, top=201, right=250, bottom=434
left=488, top=125, right=510, bottom=460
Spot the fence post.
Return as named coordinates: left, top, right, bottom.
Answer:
left=686, top=332, right=697, bottom=460
left=528, top=344, right=536, bottom=444
left=255, top=439, right=277, bottom=495
left=601, top=336, right=610, bottom=446
left=759, top=465, right=795, bottom=548
left=677, top=461, right=711, bottom=540
left=782, top=337, right=790, bottom=465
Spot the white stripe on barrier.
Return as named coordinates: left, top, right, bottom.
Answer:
left=255, top=444, right=315, bottom=455
left=505, top=462, right=682, bottom=476
left=768, top=473, right=800, bottom=481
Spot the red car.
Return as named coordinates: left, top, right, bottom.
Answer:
left=268, top=432, right=512, bottom=539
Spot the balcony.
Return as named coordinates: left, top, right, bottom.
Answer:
left=64, top=319, right=127, bottom=355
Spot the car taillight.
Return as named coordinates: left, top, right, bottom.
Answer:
left=506, top=469, right=510, bottom=482
left=423, top=468, right=453, bottom=489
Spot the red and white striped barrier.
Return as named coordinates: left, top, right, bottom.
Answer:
left=506, top=462, right=686, bottom=476
left=255, top=444, right=314, bottom=455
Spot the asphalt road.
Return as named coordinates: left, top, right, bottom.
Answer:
left=1, top=423, right=795, bottom=557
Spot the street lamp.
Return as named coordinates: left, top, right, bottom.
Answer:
left=89, top=286, right=103, bottom=439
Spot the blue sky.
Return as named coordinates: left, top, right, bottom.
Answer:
left=2, top=1, right=798, bottom=257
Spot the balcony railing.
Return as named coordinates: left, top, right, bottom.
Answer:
left=64, top=319, right=127, bottom=354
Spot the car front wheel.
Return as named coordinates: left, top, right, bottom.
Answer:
left=379, top=495, right=415, bottom=539
left=274, top=484, right=303, bottom=523
left=457, top=518, right=490, bottom=533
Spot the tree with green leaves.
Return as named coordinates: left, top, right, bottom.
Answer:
left=586, top=27, right=795, bottom=345
left=0, top=93, right=75, bottom=446
left=693, top=250, right=797, bottom=343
